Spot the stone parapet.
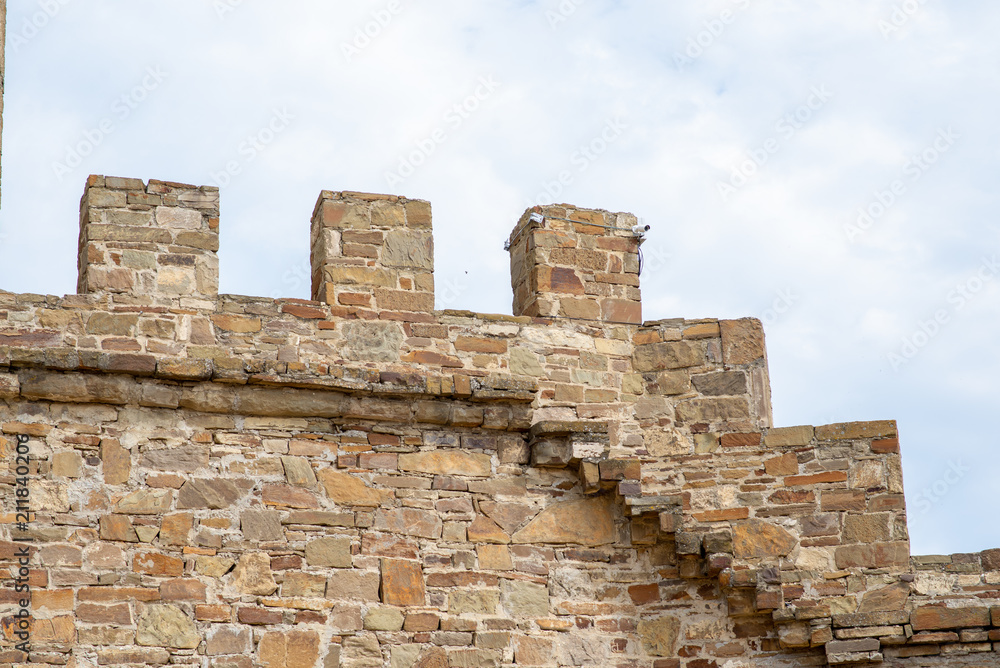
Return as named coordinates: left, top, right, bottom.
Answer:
left=0, top=175, right=997, bottom=667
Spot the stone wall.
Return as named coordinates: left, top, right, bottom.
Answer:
left=0, top=176, right=998, bottom=667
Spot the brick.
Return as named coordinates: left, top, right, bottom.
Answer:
left=815, top=420, right=897, bottom=441
left=785, top=471, right=848, bottom=486
left=911, top=606, right=991, bottom=630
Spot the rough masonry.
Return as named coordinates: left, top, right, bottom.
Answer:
left=0, top=175, right=998, bottom=668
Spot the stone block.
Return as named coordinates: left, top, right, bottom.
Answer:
left=381, top=558, right=426, bottom=607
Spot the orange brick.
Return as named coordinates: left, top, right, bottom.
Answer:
left=693, top=508, right=750, bottom=522
left=785, top=471, right=848, bottom=487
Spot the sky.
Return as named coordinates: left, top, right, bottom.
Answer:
left=0, top=0, right=998, bottom=555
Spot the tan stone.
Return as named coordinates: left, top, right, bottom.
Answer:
left=159, top=513, right=193, bottom=546
left=230, top=552, right=278, bottom=595
left=719, top=318, right=765, bottom=364
left=259, top=630, right=321, bottom=668
left=512, top=497, right=616, bottom=546
left=764, top=426, right=814, bottom=447
left=398, top=451, right=492, bottom=477
left=477, top=545, right=513, bottom=571
left=765, top=452, right=798, bottom=476
left=282, top=456, right=317, bottom=487
left=859, top=583, right=910, bottom=613
left=136, top=604, right=201, bottom=649
left=509, top=348, right=545, bottom=377
left=306, top=537, right=353, bottom=568
left=479, top=501, right=537, bottom=534
left=51, top=451, right=83, bottom=478
left=467, top=515, right=510, bottom=544
left=733, top=520, right=797, bottom=559
left=502, top=580, right=549, bottom=617
left=374, top=508, right=443, bottom=540
left=116, top=488, right=172, bottom=514
left=449, top=590, right=500, bottom=616
left=283, top=572, right=327, bottom=598
left=241, top=509, right=284, bottom=542
left=101, top=438, right=131, bottom=484
left=364, top=607, right=405, bottom=631
left=319, top=469, right=390, bottom=507
left=196, top=556, right=235, bottom=578
left=637, top=616, right=680, bottom=656
left=514, top=637, right=554, bottom=666
left=327, top=570, right=380, bottom=601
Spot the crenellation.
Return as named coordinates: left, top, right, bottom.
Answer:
left=0, top=175, right=997, bottom=666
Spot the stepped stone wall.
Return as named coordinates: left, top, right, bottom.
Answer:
left=0, top=175, right=998, bottom=668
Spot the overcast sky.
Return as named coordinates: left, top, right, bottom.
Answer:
left=1, top=1, right=998, bottom=555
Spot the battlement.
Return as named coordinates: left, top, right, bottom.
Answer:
left=1, top=175, right=998, bottom=667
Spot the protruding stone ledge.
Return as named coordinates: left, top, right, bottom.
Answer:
left=528, top=421, right=610, bottom=468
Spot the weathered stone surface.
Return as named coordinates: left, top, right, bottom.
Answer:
left=100, top=515, right=138, bottom=542
left=637, top=616, right=680, bottom=656
left=341, top=321, right=405, bottom=362
left=733, top=520, right=797, bottom=559
left=381, top=558, right=425, bottom=607
left=116, top=488, right=172, bottom=514
left=319, top=469, right=390, bottom=507
left=374, top=508, right=443, bottom=539
left=479, top=501, right=537, bottom=534
left=501, top=579, right=549, bottom=617
left=720, top=318, right=765, bottom=364
left=206, top=626, right=252, bottom=656
left=136, top=604, right=201, bottom=649
left=675, top=397, right=750, bottom=423
left=306, top=537, right=353, bottom=568
left=230, top=552, right=278, bottom=595
left=142, top=445, right=209, bottom=472
left=467, top=515, right=510, bottom=544
left=327, top=570, right=380, bottom=601
left=259, top=630, right=322, bottom=668
left=509, top=348, right=545, bottom=377
left=632, top=340, right=704, bottom=372
left=859, top=583, right=910, bottom=613
left=101, top=438, right=131, bottom=484
left=51, top=450, right=83, bottom=477
left=449, top=590, right=500, bottom=615
left=176, top=478, right=244, bottom=509
left=910, top=606, right=990, bottom=630
left=398, top=451, right=492, bottom=477
left=364, top=607, right=405, bottom=631
left=278, top=572, right=325, bottom=598
left=241, top=510, right=284, bottom=542
left=282, top=456, right=317, bottom=487
left=692, top=370, right=748, bottom=396
left=512, top=497, right=615, bottom=546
